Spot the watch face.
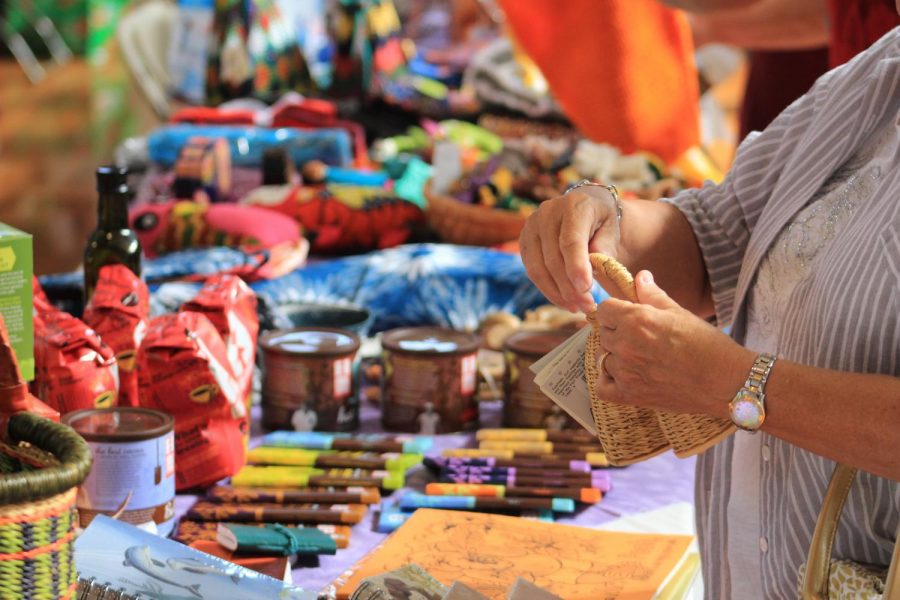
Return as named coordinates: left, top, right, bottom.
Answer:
left=730, top=390, right=765, bottom=430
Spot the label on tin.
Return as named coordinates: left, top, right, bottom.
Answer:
left=460, top=354, right=477, bottom=395
left=334, top=357, right=352, bottom=399
left=78, top=431, right=176, bottom=528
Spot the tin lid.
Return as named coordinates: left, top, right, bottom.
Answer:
left=62, top=407, right=174, bottom=442
left=504, top=330, right=570, bottom=357
left=260, top=327, right=361, bottom=357
left=382, top=327, right=480, bottom=355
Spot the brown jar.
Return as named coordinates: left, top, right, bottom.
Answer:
left=260, top=328, right=361, bottom=432
left=381, top=327, right=480, bottom=433
left=503, top=330, right=578, bottom=430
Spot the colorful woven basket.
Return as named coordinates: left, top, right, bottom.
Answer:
left=0, top=412, right=93, bottom=600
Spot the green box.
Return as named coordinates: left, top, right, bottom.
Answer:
left=0, top=223, right=34, bottom=381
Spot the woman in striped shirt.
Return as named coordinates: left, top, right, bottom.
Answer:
left=520, top=24, right=900, bottom=599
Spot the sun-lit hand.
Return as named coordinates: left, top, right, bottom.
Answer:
left=519, top=186, right=621, bottom=313
left=593, top=270, right=755, bottom=416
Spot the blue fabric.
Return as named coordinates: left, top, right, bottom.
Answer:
left=41, top=244, right=609, bottom=332
left=249, top=244, right=609, bottom=333
left=39, top=247, right=258, bottom=291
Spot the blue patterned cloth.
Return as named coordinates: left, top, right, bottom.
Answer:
left=249, top=244, right=608, bottom=332
left=41, top=244, right=609, bottom=332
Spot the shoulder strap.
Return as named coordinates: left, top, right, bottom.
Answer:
left=802, top=463, right=900, bottom=599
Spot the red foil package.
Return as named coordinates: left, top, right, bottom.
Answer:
left=138, top=312, right=246, bottom=490
left=32, top=288, right=119, bottom=414
left=0, top=312, right=59, bottom=425
left=82, top=265, right=150, bottom=408
left=179, top=275, right=258, bottom=411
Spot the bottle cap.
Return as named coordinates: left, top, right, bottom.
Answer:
left=96, top=165, right=129, bottom=193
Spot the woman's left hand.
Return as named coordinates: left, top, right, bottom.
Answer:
left=593, top=270, right=756, bottom=416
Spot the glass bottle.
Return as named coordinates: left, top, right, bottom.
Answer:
left=83, top=166, right=142, bottom=303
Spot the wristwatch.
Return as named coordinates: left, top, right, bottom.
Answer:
left=729, top=353, right=777, bottom=432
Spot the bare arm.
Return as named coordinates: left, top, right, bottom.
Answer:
left=617, top=198, right=713, bottom=317
left=721, top=358, right=900, bottom=481
left=519, top=189, right=712, bottom=316
left=688, top=0, right=829, bottom=49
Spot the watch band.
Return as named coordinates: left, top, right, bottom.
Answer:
left=745, top=353, right=777, bottom=396
left=564, top=179, right=622, bottom=222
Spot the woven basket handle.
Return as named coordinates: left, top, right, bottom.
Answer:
left=0, top=412, right=93, bottom=505
left=802, top=463, right=900, bottom=599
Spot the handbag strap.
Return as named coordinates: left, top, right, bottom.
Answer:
left=802, top=463, right=900, bottom=599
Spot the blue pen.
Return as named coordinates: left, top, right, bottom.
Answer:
left=263, top=431, right=432, bottom=454
left=399, top=492, right=575, bottom=513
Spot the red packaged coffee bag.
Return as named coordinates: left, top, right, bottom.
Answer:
left=179, top=275, right=258, bottom=410
left=83, top=265, right=150, bottom=407
left=138, top=312, right=246, bottom=490
left=0, top=312, right=59, bottom=426
left=33, top=287, right=119, bottom=414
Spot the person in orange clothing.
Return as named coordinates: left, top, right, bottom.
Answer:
left=499, top=0, right=899, bottom=163
left=497, top=0, right=701, bottom=165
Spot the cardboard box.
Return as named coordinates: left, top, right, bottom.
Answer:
left=0, top=223, right=33, bottom=380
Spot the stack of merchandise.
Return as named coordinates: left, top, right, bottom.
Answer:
left=176, top=431, right=429, bottom=555
left=377, top=428, right=612, bottom=532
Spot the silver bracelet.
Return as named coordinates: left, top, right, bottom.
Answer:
left=564, top=179, right=622, bottom=222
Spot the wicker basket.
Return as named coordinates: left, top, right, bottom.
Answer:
left=0, top=412, right=93, bottom=600
left=585, top=253, right=734, bottom=466
left=424, top=184, right=527, bottom=246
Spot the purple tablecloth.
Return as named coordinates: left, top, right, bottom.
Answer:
left=174, top=400, right=697, bottom=595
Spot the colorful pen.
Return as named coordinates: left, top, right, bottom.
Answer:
left=232, top=466, right=405, bottom=490
left=262, top=431, right=432, bottom=454
left=479, top=440, right=605, bottom=455
left=424, top=456, right=592, bottom=473
left=433, top=463, right=602, bottom=480
left=186, top=501, right=368, bottom=524
left=400, top=492, right=575, bottom=513
left=206, top=486, right=382, bottom=505
left=475, top=428, right=598, bottom=443
left=247, top=447, right=422, bottom=472
left=425, top=482, right=602, bottom=504
left=442, top=448, right=609, bottom=467
left=439, top=472, right=612, bottom=492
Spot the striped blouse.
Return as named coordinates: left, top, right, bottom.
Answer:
left=664, top=27, right=900, bottom=599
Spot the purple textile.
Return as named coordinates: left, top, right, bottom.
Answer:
left=174, top=400, right=696, bottom=595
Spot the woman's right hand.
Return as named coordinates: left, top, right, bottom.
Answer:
left=519, top=186, right=622, bottom=313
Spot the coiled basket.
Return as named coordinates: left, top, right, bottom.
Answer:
left=0, top=412, right=93, bottom=600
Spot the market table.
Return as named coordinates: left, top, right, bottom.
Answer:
left=174, top=399, right=698, bottom=595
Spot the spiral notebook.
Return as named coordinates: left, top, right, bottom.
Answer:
left=74, top=515, right=316, bottom=600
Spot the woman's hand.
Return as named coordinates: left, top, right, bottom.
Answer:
left=519, top=187, right=621, bottom=313
left=594, top=270, right=756, bottom=416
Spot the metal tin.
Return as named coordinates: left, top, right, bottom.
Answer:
left=381, top=327, right=481, bottom=433
left=260, top=327, right=361, bottom=432
left=503, top=330, right=579, bottom=430
left=63, top=407, right=176, bottom=536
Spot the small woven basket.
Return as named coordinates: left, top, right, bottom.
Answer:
left=585, top=254, right=734, bottom=465
left=424, top=184, right=527, bottom=246
left=0, top=412, right=93, bottom=600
